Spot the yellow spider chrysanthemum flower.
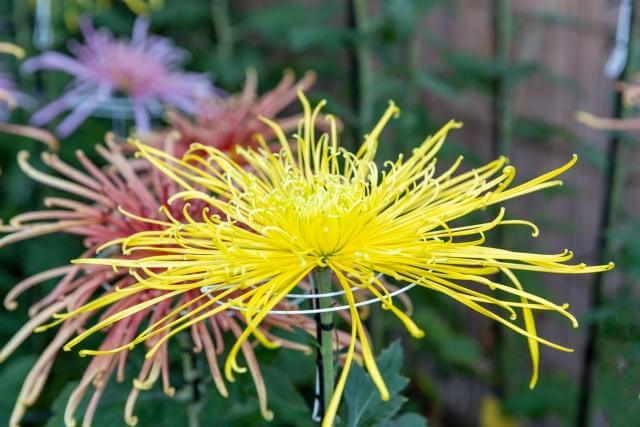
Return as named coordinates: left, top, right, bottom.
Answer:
left=58, top=92, right=612, bottom=426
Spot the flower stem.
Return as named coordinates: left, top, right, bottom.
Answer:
left=311, top=267, right=335, bottom=421
left=211, top=0, right=233, bottom=63
left=353, top=0, right=374, bottom=133
left=346, top=0, right=373, bottom=151
left=179, top=335, right=202, bottom=427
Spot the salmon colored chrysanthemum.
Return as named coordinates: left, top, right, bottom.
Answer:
left=0, top=81, right=355, bottom=426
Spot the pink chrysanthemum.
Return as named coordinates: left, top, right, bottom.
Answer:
left=23, top=17, right=214, bottom=138
left=161, top=70, right=317, bottom=156
left=0, top=138, right=358, bottom=426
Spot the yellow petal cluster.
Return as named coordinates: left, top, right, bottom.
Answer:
left=54, top=92, right=612, bottom=426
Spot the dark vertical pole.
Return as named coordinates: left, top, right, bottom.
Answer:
left=311, top=268, right=335, bottom=422
left=576, top=2, right=634, bottom=424
left=311, top=283, right=325, bottom=421
left=490, top=0, right=512, bottom=398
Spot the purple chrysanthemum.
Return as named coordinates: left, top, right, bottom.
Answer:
left=23, top=17, right=215, bottom=137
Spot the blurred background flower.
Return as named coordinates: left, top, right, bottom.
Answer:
left=22, top=16, right=214, bottom=137
left=157, top=69, right=317, bottom=156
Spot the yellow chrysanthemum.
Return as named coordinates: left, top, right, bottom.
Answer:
left=56, top=92, right=612, bottom=426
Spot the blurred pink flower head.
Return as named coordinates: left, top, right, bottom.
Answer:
left=164, top=70, right=317, bottom=156
left=23, top=17, right=215, bottom=137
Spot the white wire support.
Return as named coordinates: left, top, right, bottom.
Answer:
left=201, top=273, right=386, bottom=301
left=201, top=282, right=417, bottom=316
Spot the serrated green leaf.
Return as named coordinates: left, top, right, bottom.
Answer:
left=342, top=341, right=426, bottom=427
left=377, top=412, right=428, bottom=427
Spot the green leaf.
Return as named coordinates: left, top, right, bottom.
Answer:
left=412, top=308, right=481, bottom=370
left=263, top=366, right=315, bottom=426
left=589, top=286, right=640, bottom=426
left=289, top=27, right=346, bottom=51
left=502, top=374, right=576, bottom=422
left=196, top=347, right=315, bottom=427
left=377, top=0, right=420, bottom=41
left=415, top=72, right=458, bottom=100
left=0, top=355, right=38, bottom=426
left=440, top=336, right=482, bottom=368
left=341, top=341, right=427, bottom=427
left=513, top=117, right=575, bottom=144
left=377, top=412, right=428, bottom=427
left=45, top=380, right=187, bottom=427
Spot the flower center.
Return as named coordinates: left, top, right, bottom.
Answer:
left=255, top=173, right=367, bottom=257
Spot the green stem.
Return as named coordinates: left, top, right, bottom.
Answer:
left=313, top=267, right=335, bottom=418
left=211, top=0, right=233, bottom=64
left=353, top=0, right=374, bottom=133
left=179, top=335, right=202, bottom=427
left=406, top=24, right=422, bottom=107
